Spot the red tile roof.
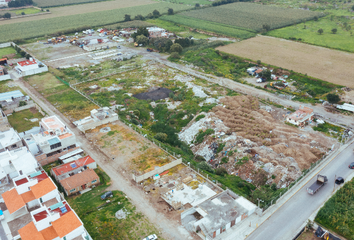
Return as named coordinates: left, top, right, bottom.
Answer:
left=30, top=178, right=57, bottom=199
left=40, top=226, right=59, bottom=240
left=59, top=169, right=99, bottom=191
left=2, top=188, right=25, bottom=214
left=52, top=156, right=95, bottom=176
left=20, top=190, right=36, bottom=203
left=52, top=211, right=82, bottom=238
left=17, top=59, right=37, bottom=67
left=31, top=171, right=49, bottom=182
left=18, top=222, right=45, bottom=240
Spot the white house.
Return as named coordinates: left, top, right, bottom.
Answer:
left=15, top=58, right=48, bottom=77
left=286, top=106, right=314, bottom=127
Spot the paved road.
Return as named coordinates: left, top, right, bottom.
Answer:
left=247, top=142, right=354, bottom=240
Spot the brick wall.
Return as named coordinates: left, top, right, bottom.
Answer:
left=36, top=146, right=80, bottom=166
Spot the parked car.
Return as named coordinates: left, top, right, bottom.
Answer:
left=349, top=162, right=354, bottom=169
left=142, top=234, right=157, bottom=240
left=101, top=191, right=113, bottom=200
left=335, top=177, right=344, bottom=184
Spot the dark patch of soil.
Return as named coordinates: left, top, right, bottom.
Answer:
left=133, top=87, right=172, bottom=101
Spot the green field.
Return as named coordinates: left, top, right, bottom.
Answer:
left=315, top=178, right=354, bottom=239
left=178, top=2, right=324, bottom=32
left=0, top=46, right=21, bottom=58
left=10, top=7, right=41, bottom=15
left=267, top=15, right=354, bottom=52
left=160, top=15, right=256, bottom=39
left=7, top=108, right=43, bottom=132
left=33, top=0, right=107, bottom=7
left=160, top=0, right=212, bottom=5
left=0, top=3, right=192, bottom=43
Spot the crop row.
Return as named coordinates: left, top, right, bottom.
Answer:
left=0, top=3, right=191, bottom=43
left=179, top=2, right=324, bottom=32
left=160, top=15, right=256, bottom=39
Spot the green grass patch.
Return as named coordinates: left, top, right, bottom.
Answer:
left=0, top=3, right=192, bottom=43
left=7, top=108, right=43, bottom=132
left=34, top=0, right=110, bottom=8
left=0, top=80, right=23, bottom=93
left=160, top=15, right=256, bottom=39
left=195, top=128, right=214, bottom=144
left=313, top=122, right=343, bottom=139
left=0, top=46, right=21, bottom=58
left=10, top=8, right=41, bottom=15
left=267, top=15, right=354, bottom=52
left=315, top=178, right=354, bottom=239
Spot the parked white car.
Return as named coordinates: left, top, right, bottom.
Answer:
left=143, top=234, right=158, bottom=240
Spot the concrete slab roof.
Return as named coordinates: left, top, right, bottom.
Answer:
left=0, top=90, right=23, bottom=102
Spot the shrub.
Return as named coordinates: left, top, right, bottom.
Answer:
left=326, top=93, right=340, bottom=103
left=154, top=132, right=168, bottom=142
left=216, top=168, right=228, bottom=176
left=195, top=114, right=205, bottom=122
left=198, top=162, right=214, bottom=173
left=221, top=157, right=228, bottom=164
left=195, top=129, right=214, bottom=144
left=170, top=43, right=183, bottom=53
left=195, top=155, right=205, bottom=162
left=18, top=101, right=27, bottom=107
left=169, top=52, right=180, bottom=59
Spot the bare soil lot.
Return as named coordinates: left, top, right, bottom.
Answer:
left=217, top=35, right=354, bottom=88
left=0, top=0, right=154, bottom=25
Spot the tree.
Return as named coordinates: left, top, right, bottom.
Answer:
left=136, top=35, right=148, bottom=46
left=154, top=132, right=167, bottom=142
left=152, top=10, right=160, bottom=18
left=195, top=3, right=200, bottom=7
left=168, top=8, right=174, bottom=15
left=18, top=101, right=27, bottom=107
left=318, top=28, right=324, bottom=34
left=150, top=38, right=172, bottom=52
left=352, top=5, right=354, bottom=11
left=132, top=27, right=149, bottom=40
left=326, top=93, right=340, bottom=103
left=25, top=53, right=31, bottom=59
left=314, top=16, right=319, bottom=21
left=21, top=12, right=25, bottom=15
left=124, top=14, right=131, bottom=22
left=3, top=13, right=11, bottom=19
left=170, top=52, right=180, bottom=59
left=170, top=43, right=182, bottom=53
left=197, top=162, right=214, bottom=173
left=215, top=168, right=228, bottom=176
left=257, top=60, right=261, bottom=65
left=262, top=24, right=270, bottom=32
left=134, top=14, right=145, bottom=20
left=260, top=69, right=271, bottom=81
left=331, top=28, right=337, bottom=34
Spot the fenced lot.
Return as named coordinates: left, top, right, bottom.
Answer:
left=179, top=2, right=323, bottom=32
left=217, top=35, right=354, bottom=88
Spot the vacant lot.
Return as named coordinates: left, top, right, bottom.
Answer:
left=0, top=0, right=154, bottom=26
left=0, top=46, right=21, bottom=59
left=217, top=35, right=354, bottom=87
left=7, top=108, right=43, bottom=132
left=179, top=2, right=323, bottom=32
left=34, top=0, right=109, bottom=7
left=0, top=3, right=191, bottom=43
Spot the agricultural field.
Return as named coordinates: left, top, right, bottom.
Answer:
left=315, top=178, right=354, bottom=239
left=6, top=7, right=41, bottom=16
left=160, top=15, right=256, bottom=39
left=0, top=0, right=155, bottom=26
left=216, top=35, right=354, bottom=88
left=160, top=0, right=212, bottom=5
left=178, top=2, right=324, bottom=32
left=0, top=2, right=192, bottom=43
left=267, top=14, right=354, bottom=52
left=34, top=0, right=108, bottom=7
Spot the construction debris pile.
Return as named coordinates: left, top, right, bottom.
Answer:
left=179, top=95, right=337, bottom=188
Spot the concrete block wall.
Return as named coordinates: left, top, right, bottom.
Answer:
left=77, top=115, right=118, bottom=132
left=132, top=158, right=182, bottom=183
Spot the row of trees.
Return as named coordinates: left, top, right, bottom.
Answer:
left=8, top=0, right=33, bottom=8
left=124, top=8, right=174, bottom=22
left=1, top=12, right=11, bottom=19
left=12, top=44, right=32, bottom=59
left=317, top=28, right=338, bottom=34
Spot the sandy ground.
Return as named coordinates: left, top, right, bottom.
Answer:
left=217, top=35, right=354, bottom=88
left=0, top=0, right=154, bottom=25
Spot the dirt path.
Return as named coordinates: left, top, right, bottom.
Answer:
left=15, top=79, right=194, bottom=240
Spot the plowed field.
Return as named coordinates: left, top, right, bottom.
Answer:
left=217, top=35, right=354, bottom=88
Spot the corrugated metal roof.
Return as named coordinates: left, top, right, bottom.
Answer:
left=0, top=90, right=24, bottom=101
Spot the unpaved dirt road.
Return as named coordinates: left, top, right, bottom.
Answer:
left=14, top=79, right=194, bottom=240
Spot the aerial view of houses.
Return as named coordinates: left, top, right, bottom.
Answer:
left=0, top=0, right=354, bottom=239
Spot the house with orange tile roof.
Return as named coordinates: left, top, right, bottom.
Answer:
left=51, top=155, right=97, bottom=181
left=23, top=115, right=78, bottom=165
left=60, top=169, right=100, bottom=196
left=0, top=170, right=91, bottom=240
left=286, top=106, right=314, bottom=127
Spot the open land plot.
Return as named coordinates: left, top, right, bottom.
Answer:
left=8, top=7, right=41, bottom=16
left=0, top=80, right=23, bottom=93
left=7, top=108, right=43, bottom=132
left=267, top=15, right=354, bottom=53
left=315, top=178, right=354, bottom=240
left=34, top=0, right=109, bottom=7
left=0, top=46, right=22, bottom=59
left=216, top=35, right=354, bottom=88
left=178, top=2, right=323, bottom=32
left=0, top=3, right=192, bottom=43
left=72, top=59, right=337, bottom=206
left=0, top=0, right=154, bottom=26
left=160, top=15, right=256, bottom=39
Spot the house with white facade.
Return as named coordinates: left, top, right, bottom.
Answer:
left=286, top=106, right=314, bottom=127
left=15, top=58, right=48, bottom=77
left=0, top=171, right=91, bottom=240
left=0, top=127, right=23, bottom=152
